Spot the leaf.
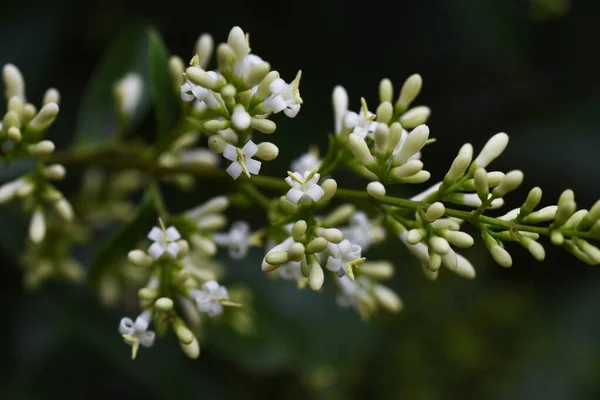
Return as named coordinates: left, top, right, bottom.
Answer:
left=87, top=191, right=157, bottom=286
left=147, top=28, right=182, bottom=152
left=74, top=24, right=152, bottom=146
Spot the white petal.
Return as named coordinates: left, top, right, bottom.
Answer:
left=166, top=227, right=181, bottom=241
left=212, top=233, right=231, bottom=246
left=166, top=243, right=180, bottom=257
left=148, top=227, right=164, bottom=242
left=245, top=158, right=261, bottom=175
left=139, top=331, right=156, bottom=347
left=119, top=317, right=135, bottom=335
left=203, top=280, right=220, bottom=293
left=264, top=95, right=286, bottom=113
left=284, top=104, right=300, bottom=118
left=223, top=144, right=237, bottom=161
left=148, top=243, right=165, bottom=259
left=286, top=187, right=304, bottom=204
left=242, top=140, right=258, bottom=157
left=226, top=162, right=243, bottom=179
left=304, top=184, right=324, bottom=202
left=326, top=257, right=343, bottom=272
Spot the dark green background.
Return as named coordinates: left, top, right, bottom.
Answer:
left=1, top=0, right=600, bottom=399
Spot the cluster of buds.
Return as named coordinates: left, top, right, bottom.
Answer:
left=329, top=75, right=432, bottom=196
left=121, top=220, right=242, bottom=359
left=170, top=27, right=302, bottom=180
left=158, top=131, right=219, bottom=169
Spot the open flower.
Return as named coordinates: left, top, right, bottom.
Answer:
left=325, top=239, right=364, bottom=278
left=223, top=140, right=261, bottom=180
left=344, top=99, right=377, bottom=139
left=119, top=310, right=155, bottom=359
left=190, top=280, right=229, bottom=317
left=180, top=72, right=220, bottom=109
left=290, top=150, right=320, bottom=175
left=213, top=221, right=251, bottom=259
left=335, top=275, right=374, bottom=314
left=285, top=170, right=324, bottom=204
left=147, top=225, right=182, bottom=260
left=262, top=71, right=303, bottom=118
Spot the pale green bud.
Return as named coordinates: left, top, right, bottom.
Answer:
left=254, top=71, right=279, bottom=102
left=320, top=179, right=337, bottom=203
left=396, top=73, right=422, bottom=113
left=306, top=237, right=328, bottom=253
left=155, top=297, right=174, bottom=312
left=42, top=186, right=61, bottom=202
left=379, top=78, right=394, bottom=103
left=227, top=26, right=247, bottom=61
left=348, top=133, right=375, bottom=167
left=29, top=209, right=46, bottom=244
left=474, top=132, right=509, bottom=168
left=578, top=200, right=600, bottom=231
left=207, top=134, right=227, bottom=154
left=43, top=88, right=60, bottom=106
left=255, top=142, right=279, bottom=161
left=180, top=336, right=200, bottom=359
left=563, top=209, right=588, bottom=230
left=251, top=117, right=276, bottom=134
left=361, top=261, right=394, bottom=279
left=564, top=239, right=597, bottom=265
left=374, top=284, right=403, bottom=313
left=169, top=57, right=185, bottom=93
left=186, top=66, right=218, bottom=89
left=196, top=214, right=227, bottom=231
left=204, top=119, right=230, bottom=132
left=173, top=318, right=195, bottom=345
left=519, top=187, right=542, bottom=218
left=474, top=167, right=489, bottom=202
left=399, top=106, right=430, bottom=129
left=27, top=140, right=55, bottom=156
left=425, top=202, right=445, bottom=222
left=393, top=124, right=429, bottom=165
left=376, top=102, right=393, bottom=124
left=322, top=204, right=356, bottom=227
left=216, top=43, right=235, bottom=75
left=490, top=245, right=512, bottom=267
left=386, top=122, right=403, bottom=156
left=367, top=181, right=386, bottom=199
left=309, top=262, right=324, bottom=291
left=492, top=170, right=523, bottom=198
left=332, top=85, right=348, bottom=134
left=576, top=239, right=600, bottom=264
left=292, top=220, right=308, bottom=241
left=43, top=164, right=66, bottom=181
left=7, top=127, right=21, bottom=143
left=498, top=208, right=520, bottom=221
left=15, top=179, right=35, bottom=198
left=429, top=251, right=442, bottom=272
left=231, top=105, right=251, bottom=130
left=245, top=62, right=270, bottom=88
left=521, top=205, right=557, bottom=224
left=265, top=251, right=289, bottom=265
left=373, top=122, right=390, bottom=154
left=431, top=218, right=461, bottom=231
left=3, top=110, right=20, bottom=131
left=54, top=198, right=74, bottom=222
left=430, top=236, right=450, bottom=255
left=8, top=96, right=24, bottom=116
left=194, top=33, right=214, bottom=69
left=3, top=64, right=25, bottom=101
left=399, top=170, right=430, bottom=184
left=391, top=160, right=423, bottom=179
left=318, top=227, right=344, bottom=243
left=138, top=288, right=159, bottom=301
left=21, top=104, right=36, bottom=126
left=442, top=230, right=474, bottom=248
left=554, top=196, right=576, bottom=227
left=27, top=103, right=59, bottom=134
left=287, top=242, right=305, bottom=261
left=445, top=145, right=473, bottom=182
left=128, top=250, right=153, bottom=268
left=550, top=230, right=564, bottom=246
left=279, top=196, right=298, bottom=214
left=519, top=237, right=545, bottom=261
left=406, top=228, right=426, bottom=245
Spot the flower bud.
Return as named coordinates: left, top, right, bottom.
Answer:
left=320, top=179, right=337, bottom=203
left=251, top=118, right=276, bottom=134
left=173, top=318, right=195, bottom=345
left=318, top=228, right=344, bottom=244
left=386, top=122, right=403, bottom=156
left=396, top=73, right=422, bottom=113
left=406, top=228, right=426, bottom=244
left=169, top=56, right=185, bottom=89
left=8, top=96, right=24, bottom=116
left=425, top=202, right=445, bottom=222
left=367, top=181, right=386, bottom=199
left=374, top=284, right=402, bottom=313
left=399, top=106, right=430, bottom=129
left=563, top=209, right=588, bottom=230
left=306, top=237, right=328, bottom=253
left=519, top=236, right=545, bottom=261
left=474, top=132, right=509, bottom=168
left=519, top=186, right=542, bottom=218
left=43, top=88, right=60, bottom=106
left=227, top=26, right=247, bottom=60
left=43, top=164, right=66, bottom=181
left=29, top=209, right=46, bottom=244
left=54, top=198, right=74, bottom=221
left=309, top=262, right=324, bottom=291
left=128, top=250, right=153, bottom=268
left=361, top=261, right=394, bottom=279
left=254, top=71, right=279, bottom=102
left=430, top=236, right=450, bottom=255
left=207, top=134, right=227, bottom=154
left=521, top=205, right=557, bottom=224
left=474, top=167, right=489, bottom=201
left=195, top=33, right=214, bottom=69
left=373, top=122, right=390, bottom=154
left=255, top=142, right=279, bottom=161
left=492, top=170, right=524, bottom=198
left=322, top=204, right=355, bottom=227
left=379, top=78, right=394, bottom=103
left=443, top=230, right=474, bottom=248
left=490, top=245, right=512, bottom=267
left=7, top=127, right=21, bottom=143
left=27, top=103, right=59, bottom=134
left=3, top=110, right=20, bottom=131
left=231, top=105, right=251, bottom=131
left=180, top=336, right=200, bottom=359
left=196, top=214, right=227, bottom=231
left=155, top=297, right=174, bottom=312
left=27, top=140, right=55, bottom=156
left=265, top=251, right=289, bottom=265
left=391, top=159, right=424, bottom=179
left=576, top=239, right=600, bottom=264
left=292, top=220, right=307, bottom=241
left=245, top=62, right=270, bottom=88
left=445, top=146, right=472, bottom=182
left=399, top=170, right=430, bottom=184
left=332, top=85, right=348, bottom=133
left=348, top=133, right=375, bottom=167
left=393, top=125, right=429, bottom=165
left=186, top=66, right=218, bottom=89
left=287, top=242, right=305, bottom=261
left=376, top=101, right=393, bottom=124
left=279, top=196, right=298, bottom=214
left=3, top=64, right=25, bottom=101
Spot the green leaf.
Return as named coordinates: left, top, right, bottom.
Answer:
left=87, top=190, right=157, bottom=286
left=147, top=28, right=182, bottom=152
left=74, top=24, right=152, bottom=146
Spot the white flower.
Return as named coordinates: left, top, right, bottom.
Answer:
left=335, top=275, right=373, bottom=311
left=190, top=280, right=229, bottom=317
left=235, top=54, right=265, bottom=79
left=119, top=310, right=155, bottom=359
left=180, top=72, right=220, bottom=109
left=213, top=221, right=251, bottom=259
left=344, top=102, right=377, bottom=139
left=147, top=226, right=182, bottom=260
left=278, top=261, right=306, bottom=287
left=325, top=239, right=364, bottom=277
left=332, top=85, right=348, bottom=134
left=114, top=73, right=143, bottom=116
left=340, top=212, right=379, bottom=251
left=223, top=140, right=261, bottom=180
left=291, top=152, right=320, bottom=175
left=262, top=71, right=303, bottom=118
left=285, top=171, right=325, bottom=204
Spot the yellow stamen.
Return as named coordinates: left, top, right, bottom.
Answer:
left=292, top=70, right=303, bottom=104
left=236, top=147, right=251, bottom=178
left=190, top=55, right=200, bottom=67
left=360, top=97, right=376, bottom=121
left=123, top=334, right=140, bottom=360
left=287, top=170, right=304, bottom=184
left=346, top=257, right=366, bottom=281
left=220, top=300, right=243, bottom=308
left=248, top=230, right=265, bottom=247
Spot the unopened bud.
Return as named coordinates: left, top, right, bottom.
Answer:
left=393, top=124, right=429, bottom=165
left=207, top=134, right=227, bottom=154
left=399, top=106, right=430, bottom=128
left=396, top=73, right=422, bottom=113
left=29, top=209, right=46, bottom=244
left=3, top=64, right=25, bottom=101
left=374, top=284, right=403, bottom=313
left=195, top=33, right=214, bottom=69
left=379, top=78, right=394, bottom=103
left=43, top=164, right=66, bottom=181
left=391, top=159, right=424, bottom=179
left=348, top=133, right=375, bottom=167
left=43, top=88, right=60, bottom=106
left=180, top=336, right=200, bottom=359
left=306, top=237, right=328, bottom=253
left=169, top=56, right=185, bottom=88
left=309, top=262, right=324, bottom=291
left=255, top=142, right=279, bottom=161
left=425, top=202, right=445, bottom=222
left=474, top=167, right=489, bottom=201
left=251, top=117, right=276, bottom=134
left=376, top=102, right=393, bottom=124
left=320, top=179, right=337, bottom=203
left=265, top=251, right=289, bottom=265
left=291, top=220, right=307, bottom=241
left=490, top=245, right=512, bottom=267
left=128, top=250, right=153, bottom=268
left=155, top=297, right=174, bottom=312
left=367, top=181, right=386, bottom=199
left=373, top=122, right=390, bottom=154
left=27, top=103, right=59, bottom=133
left=318, top=228, right=344, bottom=243
left=474, top=132, right=509, bottom=168
left=492, top=170, right=523, bottom=198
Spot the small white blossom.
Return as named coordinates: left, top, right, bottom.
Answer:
left=190, top=280, right=229, bottom=317
left=344, top=100, right=377, bottom=139
left=235, top=54, right=265, bottom=79
left=119, top=310, right=155, bottom=359
left=147, top=226, right=182, bottom=260
left=340, top=212, right=379, bottom=251
left=213, top=221, right=251, bottom=259
left=262, top=71, right=303, bottom=118
left=223, top=140, right=261, bottom=180
left=325, top=239, right=364, bottom=277
left=180, top=72, right=220, bottom=109
left=291, top=152, right=320, bottom=175
left=335, top=275, right=373, bottom=312
left=285, top=171, right=325, bottom=204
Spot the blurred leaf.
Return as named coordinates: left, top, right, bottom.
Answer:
left=147, top=28, right=182, bottom=152
left=74, top=24, right=152, bottom=146
left=0, top=208, right=27, bottom=261
left=87, top=190, right=156, bottom=286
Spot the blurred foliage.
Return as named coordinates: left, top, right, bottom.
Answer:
left=1, top=0, right=600, bottom=399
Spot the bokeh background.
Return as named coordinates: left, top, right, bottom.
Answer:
left=2, top=0, right=600, bottom=398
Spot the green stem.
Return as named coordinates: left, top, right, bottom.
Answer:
left=49, top=149, right=600, bottom=241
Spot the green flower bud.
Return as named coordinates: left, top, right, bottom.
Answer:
left=306, top=237, right=328, bottom=253
left=287, top=242, right=305, bottom=261
left=376, top=102, right=393, bottom=124
left=194, top=33, right=214, bottom=69
left=43, top=88, right=60, bottom=106
left=391, top=159, right=424, bottom=180
left=374, top=284, right=403, bottom=313
left=348, top=133, right=375, bottom=167
left=379, top=78, right=394, bottom=103
left=474, top=167, right=489, bottom=201
left=490, top=245, right=512, bottom=267
left=442, top=230, right=474, bottom=248
left=320, top=179, right=337, bottom=203
left=386, top=122, right=403, bottom=156
left=155, top=297, right=174, bottom=312
left=393, top=124, right=429, bottom=165
left=492, top=170, right=523, bottom=198
left=255, top=142, right=279, bottom=161
left=367, top=181, right=386, bottom=199
left=425, top=202, right=445, bottom=222
left=251, top=117, right=276, bottom=134
left=406, top=228, right=426, bottom=244
left=292, top=220, right=308, bottom=241
left=430, top=236, right=450, bottom=255
left=360, top=261, right=394, bottom=279
left=180, top=336, right=200, bottom=359
left=396, top=73, right=422, bottom=113
left=265, top=251, right=289, bottom=265
left=318, top=228, right=344, bottom=244
left=309, top=262, right=324, bottom=291
left=373, top=122, right=390, bottom=154
left=399, top=106, right=430, bottom=129
left=519, top=237, right=545, bottom=261
left=399, top=170, right=430, bottom=184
